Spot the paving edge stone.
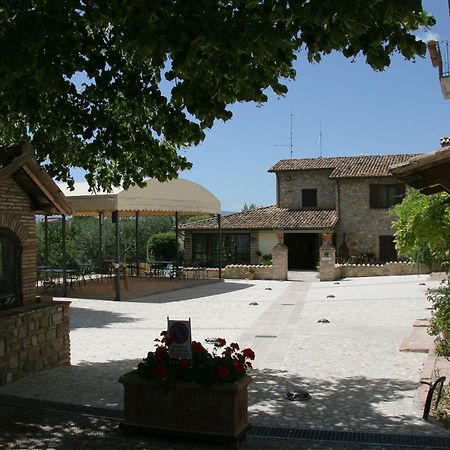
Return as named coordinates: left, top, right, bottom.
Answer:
left=416, top=348, right=438, bottom=410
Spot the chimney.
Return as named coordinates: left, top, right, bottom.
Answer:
left=439, top=136, right=450, bottom=147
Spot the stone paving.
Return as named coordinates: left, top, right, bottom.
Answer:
left=0, top=273, right=448, bottom=437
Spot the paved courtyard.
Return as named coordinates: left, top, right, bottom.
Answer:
left=0, top=273, right=448, bottom=437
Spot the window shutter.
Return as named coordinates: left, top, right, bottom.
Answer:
left=369, top=185, right=379, bottom=208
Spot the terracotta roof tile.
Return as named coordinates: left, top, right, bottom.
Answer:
left=180, top=206, right=338, bottom=230
left=269, top=154, right=421, bottom=178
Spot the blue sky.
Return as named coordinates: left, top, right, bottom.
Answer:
left=74, top=1, right=450, bottom=212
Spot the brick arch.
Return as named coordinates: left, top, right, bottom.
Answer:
left=0, top=213, right=27, bottom=242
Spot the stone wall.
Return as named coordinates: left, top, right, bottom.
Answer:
left=277, top=170, right=336, bottom=209
left=0, top=301, right=70, bottom=385
left=0, top=177, right=37, bottom=306
left=224, top=265, right=274, bottom=280
left=336, top=177, right=398, bottom=258
left=182, top=265, right=274, bottom=280
left=335, top=262, right=433, bottom=279
left=183, top=232, right=193, bottom=265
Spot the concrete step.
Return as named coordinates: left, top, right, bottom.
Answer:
left=399, top=326, right=435, bottom=353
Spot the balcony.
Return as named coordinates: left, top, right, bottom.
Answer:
left=427, top=40, right=450, bottom=99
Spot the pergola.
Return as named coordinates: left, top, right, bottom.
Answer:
left=54, top=178, right=221, bottom=300
left=390, top=146, right=450, bottom=195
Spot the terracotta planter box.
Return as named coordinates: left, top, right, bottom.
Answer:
left=119, top=370, right=251, bottom=441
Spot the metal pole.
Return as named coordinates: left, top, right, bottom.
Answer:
left=44, top=214, right=49, bottom=266
left=175, top=212, right=179, bottom=263
left=135, top=211, right=139, bottom=276
left=62, top=214, right=67, bottom=297
left=98, top=212, right=103, bottom=270
left=114, top=210, right=121, bottom=301
left=218, top=214, right=222, bottom=279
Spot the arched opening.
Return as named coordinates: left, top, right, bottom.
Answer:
left=0, top=227, right=22, bottom=310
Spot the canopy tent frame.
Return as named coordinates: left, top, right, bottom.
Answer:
left=53, top=178, right=221, bottom=300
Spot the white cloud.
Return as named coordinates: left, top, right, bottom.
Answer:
left=418, top=31, right=441, bottom=43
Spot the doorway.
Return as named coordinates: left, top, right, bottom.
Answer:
left=284, top=233, right=319, bottom=270
left=0, top=227, right=22, bottom=310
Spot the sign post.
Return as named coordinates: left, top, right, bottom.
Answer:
left=167, top=318, right=192, bottom=360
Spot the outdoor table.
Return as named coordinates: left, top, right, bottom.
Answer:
left=145, top=261, right=180, bottom=279
left=37, top=268, right=79, bottom=289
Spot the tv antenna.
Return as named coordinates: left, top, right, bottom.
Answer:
left=275, top=113, right=294, bottom=159
left=319, top=120, right=323, bottom=157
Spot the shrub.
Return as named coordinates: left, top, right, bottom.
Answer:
left=427, top=282, right=450, bottom=360
left=147, top=231, right=177, bottom=261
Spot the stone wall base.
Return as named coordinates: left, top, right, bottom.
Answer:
left=0, top=301, right=71, bottom=385
left=182, top=265, right=274, bottom=280
left=335, top=262, right=437, bottom=279
left=224, top=265, right=273, bottom=280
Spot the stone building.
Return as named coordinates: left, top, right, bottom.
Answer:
left=181, top=154, right=418, bottom=270
left=0, top=143, right=72, bottom=384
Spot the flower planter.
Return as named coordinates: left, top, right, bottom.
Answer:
left=119, top=370, right=251, bottom=441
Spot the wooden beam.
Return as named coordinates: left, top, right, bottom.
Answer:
left=22, top=164, right=67, bottom=214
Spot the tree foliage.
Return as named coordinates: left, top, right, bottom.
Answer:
left=391, top=190, right=450, bottom=267
left=242, top=203, right=257, bottom=212
left=0, top=1, right=434, bottom=190
left=147, top=231, right=178, bottom=261
left=36, top=215, right=173, bottom=267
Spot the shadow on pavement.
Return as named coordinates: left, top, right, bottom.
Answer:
left=70, top=306, right=143, bottom=329
left=249, top=368, right=443, bottom=435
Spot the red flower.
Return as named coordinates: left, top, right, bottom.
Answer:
left=153, top=365, right=168, bottom=379
left=215, top=338, right=226, bottom=347
left=179, top=358, right=190, bottom=369
left=233, top=360, right=245, bottom=373
left=192, top=341, right=206, bottom=353
left=230, top=342, right=240, bottom=351
left=216, top=366, right=230, bottom=380
left=242, top=348, right=255, bottom=360
left=154, top=346, right=167, bottom=359
left=222, top=347, right=232, bottom=357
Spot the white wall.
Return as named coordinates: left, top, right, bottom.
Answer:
left=258, top=231, right=278, bottom=258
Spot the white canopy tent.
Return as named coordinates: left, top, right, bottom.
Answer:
left=52, top=178, right=221, bottom=300
left=58, top=178, right=221, bottom=217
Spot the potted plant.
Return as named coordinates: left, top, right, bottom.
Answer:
left=119, top=332, right=255, bottom=441
left=245, top=267, right=255, bottom=280
left=322, top=228, right=334, bottom=245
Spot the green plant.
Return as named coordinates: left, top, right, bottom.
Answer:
left=434, top=384, right=450, bottom=428
left=427, top=282, right=450, bottom=360
left=137, top=331, right=255, bottom=389
left=391, top=190, right=450, bottom=268
left=147, top=231, right=177, bottom=261
left=260, top=254, right=272, bottom=265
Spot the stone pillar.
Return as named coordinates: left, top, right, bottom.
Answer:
left=272, top=234, right=288, bottom=280
left=319, top=242, right=337, bottom=281
left=184, top=232, right=193, bottom=265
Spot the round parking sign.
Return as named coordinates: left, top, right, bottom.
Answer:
left=169, top=322, right=189, bottom=344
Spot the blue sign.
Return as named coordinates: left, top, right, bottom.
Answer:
left=167, top=318, right=192, bottom=359
left=169, top=322, right=189, bottom=344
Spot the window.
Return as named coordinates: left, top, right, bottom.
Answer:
left=302, top=189, right=317, bottom=208
left=379, top=235, right=397, bottom=263
left=370, top=184, right=405, bottom=209
left=192, top=233, right=251, bottom=267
